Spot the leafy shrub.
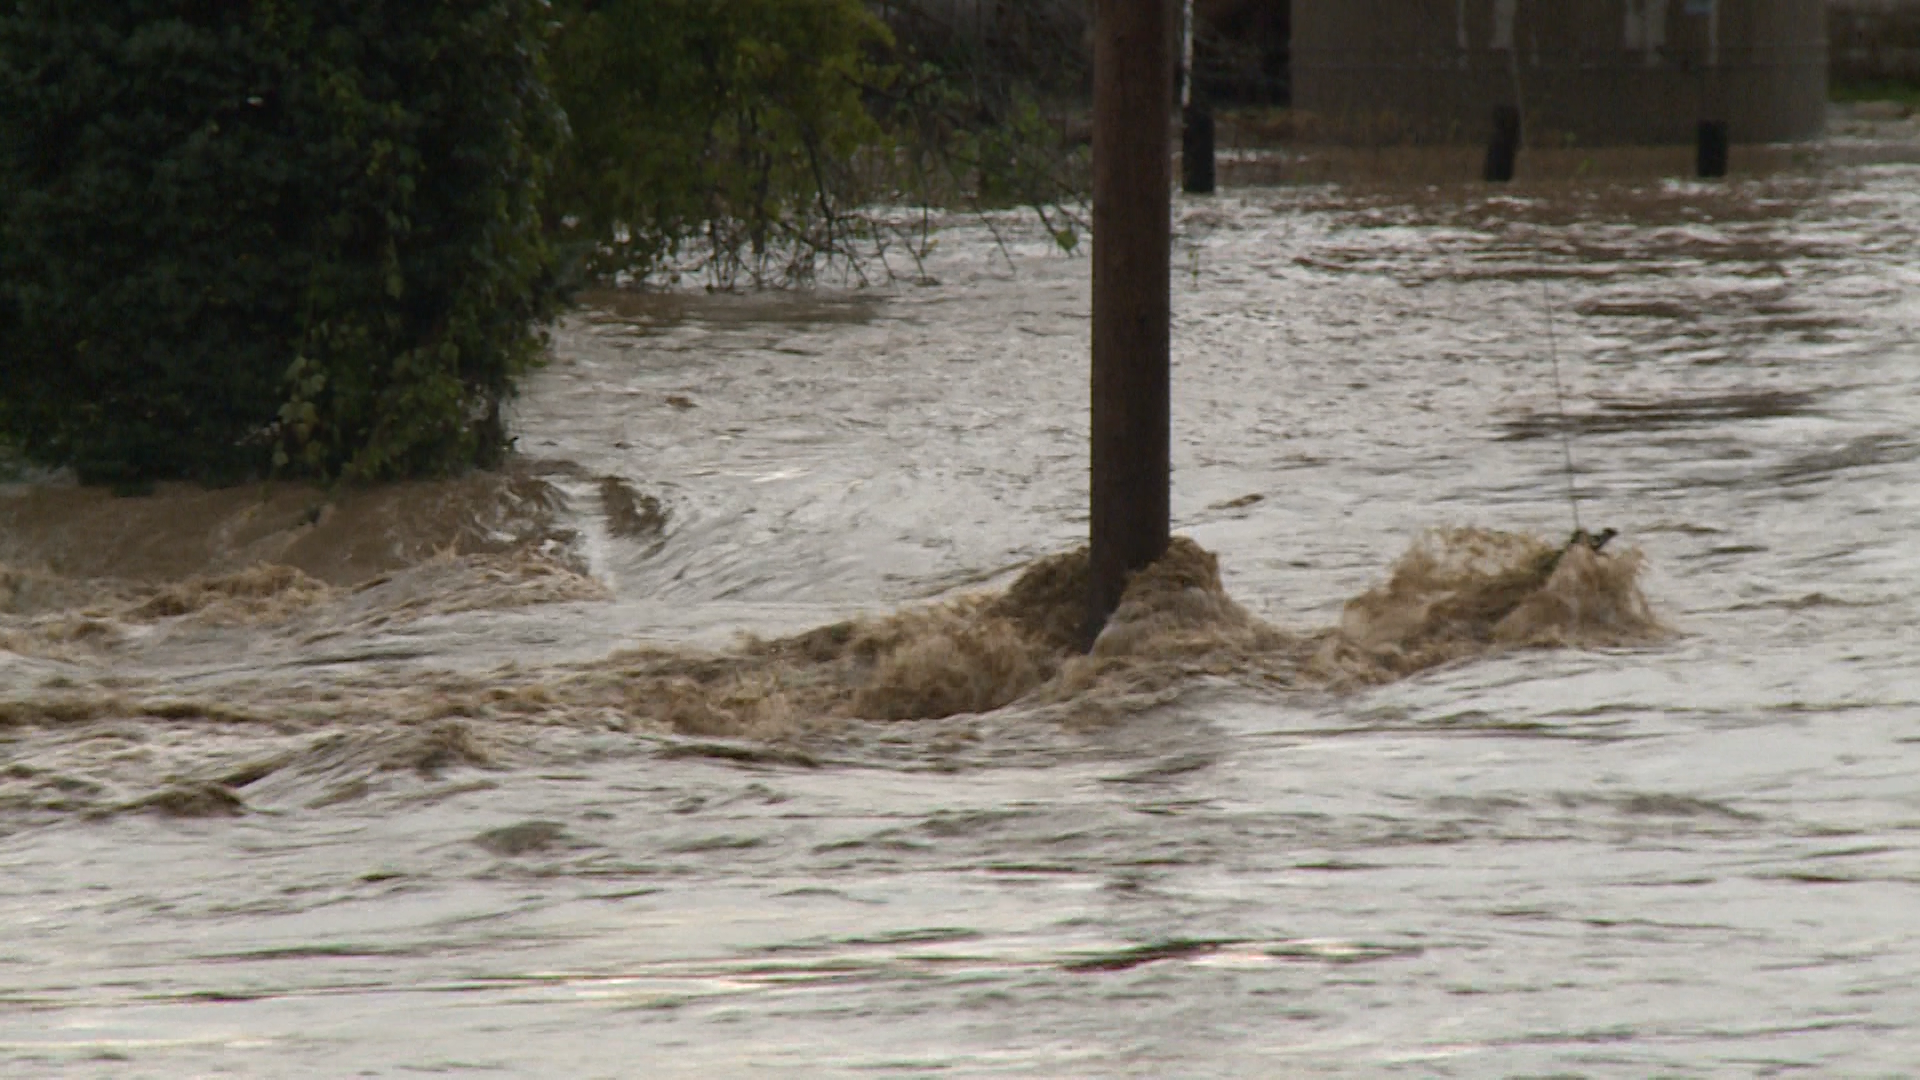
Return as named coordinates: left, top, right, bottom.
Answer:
left=0, top=1, right=563, bottom=484
left=547, top=0, right=902, bottom=288
left=544, top=0, right=1088, bottom=288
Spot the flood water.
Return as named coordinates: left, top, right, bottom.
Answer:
left=4, top=143, right=1920, bottom=1076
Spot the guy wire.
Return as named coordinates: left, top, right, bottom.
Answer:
left=1541, top=282, right=1583, bottom=534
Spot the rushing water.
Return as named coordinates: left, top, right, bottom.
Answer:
left=4, top=141, right=1920, bottom=1076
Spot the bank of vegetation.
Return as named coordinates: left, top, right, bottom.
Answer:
left=0, top=1, right=1088, bottom=486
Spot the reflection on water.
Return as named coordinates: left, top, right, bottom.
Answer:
left=4, top=150, right=1920, bottom=1075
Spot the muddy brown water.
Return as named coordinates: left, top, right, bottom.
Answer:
left=4, top=151, right=1920, bottom=1076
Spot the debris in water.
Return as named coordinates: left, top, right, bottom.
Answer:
left=1063, top=938, right=1238, bottom=972
left=382, top=720, right=499, bottom=777
left=655, top=740, right=822, bottom=769
left=597, top=476, right=669, bottom=538
left=132, top=564, right=331, bottom=623
left=474, top=820, right=574, bottom=856
left=1573, top=526, right=1619, bottom=552
left=119, top=782, right=248, bottom=818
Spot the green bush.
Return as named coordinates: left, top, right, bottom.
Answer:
left=543, top=0, right=1088, bottom=288
left=0, top=1, right=563, bottom=484
left=545, top=0, right=892, bottom=287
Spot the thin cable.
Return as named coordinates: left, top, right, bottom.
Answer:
left=1542, top=282, right=1582, bottom=534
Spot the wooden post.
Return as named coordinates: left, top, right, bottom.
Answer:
left=1182, top=101, right=1216, bottom=194
left=1696, top=119, right=1729, bottom=178
left=1484, top=104, right=1520, bottom=182
left=1086, top=0, right=1174, bottom=648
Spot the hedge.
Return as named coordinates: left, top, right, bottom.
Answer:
left=0, top=1, right=564, bottom=483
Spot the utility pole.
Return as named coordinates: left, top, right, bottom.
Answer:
left=1085, top=0, right=1173, bottom=648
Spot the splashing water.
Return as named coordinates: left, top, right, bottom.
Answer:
left=0, top=513, right=1664, bottom=810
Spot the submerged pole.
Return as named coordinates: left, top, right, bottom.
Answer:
left=1484, top=104, right=1520, bottom=182
left=1086, top=0, right=1174, bottom=648
left=1696, top=119, right=1729, bottom=178
left=1178, top=0, right=1213, bottom=194
left=1183, top=101, right=1216, bottom=194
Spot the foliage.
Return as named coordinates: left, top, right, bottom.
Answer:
left=861, top=0, right=1091, bottom=214
left=1829, top=78, right=1920, bottom=110
left=871, top=59, right=1089, bottom=253
left=0, top=1, right=563, bottom=484
left=544, top=0, right=1089, bottom=288
left=546, top=0, right=891, bottom=287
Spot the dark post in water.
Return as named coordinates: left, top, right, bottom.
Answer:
left=1086, top=0, right=1174, bottom=648
left=1697, top=120, right=1729, bottom=178
left=1484, top=104, right=1521, bottom=182
left=1183, top=101, right=1216, bottom=194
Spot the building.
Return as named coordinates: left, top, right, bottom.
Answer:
left=1291, top=0, right=1826, bottom=145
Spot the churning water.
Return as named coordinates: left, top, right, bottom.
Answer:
left=4, top=141, right=1920, bottom=1076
